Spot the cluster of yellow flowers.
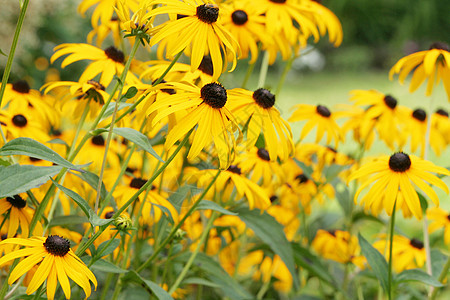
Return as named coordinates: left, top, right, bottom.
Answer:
left=0, top=0, right=450, bottom=299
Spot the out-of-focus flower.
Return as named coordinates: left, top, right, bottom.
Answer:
left=427, top=207, right=450, bottom=244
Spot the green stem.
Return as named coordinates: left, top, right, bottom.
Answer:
left=429, top=256, right=450, bottom=300
left=136, top=169, right=221, bottom=273
left=275, top=54, right=295, bottom=97
left=66, top=99, right=91, bottom=159
left=241, top=60, right=256, bottom=89
left=88, top=230, right=120, bottom=267
left=169, top=211, right=218, bottom=294
left=257, top=51, right=269, bottom=88
left=0, top=0, right=30, bottom=108
left=388, top=201, right=397, bottom=300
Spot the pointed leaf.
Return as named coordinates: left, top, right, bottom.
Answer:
left=358, top=233, right=389, bottom=292
left=122, top=87, right=138, bottom=99
left=236, top=207, right=299, bottom=289
left=126, top=271, right=174, bottom=300
left=113, top=127, right=164, bottom=162
left=0, top=137, right=81, bottom=171
left=100, top=102, right=132, bottom=122
left=0, top=164, right=62, bottom=198
left=395, top=269, right=444, bottom=287
left=49, top=215, right=88, bottom=226
left=292, top=243, right=335, bottom=286
left=97, top=239, right=120, bottom=258
left=91, top=259, right=128, bottom=274
left=73, top=170, right=108, bottom=201
left=196, top=200, right=238, bottom=215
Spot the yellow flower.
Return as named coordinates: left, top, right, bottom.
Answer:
left=51, top=43, right=140, bottom=87
left=115, top=0, right=152, bottom=43
left=87, top=16, right=122, bottom=47
left=427, top=207, right=450, bottom=244
left=78, top=0, right=139, bottom=28
left=0, top=108, right=50, bottom=143
left=147, top=82, right=241, bottom=170
left=349, top=152, right=450, bottom=219
left=147, top=0, right=239, bottom=81
left=227, top=88, right=294, bottom=161
left=289, top=104, right=342, bottom=147
left=389, top=42, right=450, bottom=100
left=0, top=236, right=97, bottom=300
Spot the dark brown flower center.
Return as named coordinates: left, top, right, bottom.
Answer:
left=383, top=95, right=397, bottom=109
left=295, top=174, right=309, bottom=184
left=104, top=46, right=125, bottom=63
left=252, top=88, right=275, bottom=109
left=154, top=80, right=176, bottom=95
left=429, top=42, right=449, bottom=51
left=129, top=177, right=147, bottom=189
left=412, top=109, right=426, bottom=122
left=388, top=152, right=411, bottom=172
left=105, top=211, right=115, bottom=219
left=91, top=135, right=105, bottom=146
left=6, top=195, right=26, bottom=209
left=409, top=238, right=424, bottom=249
left=196, top=4, right=219, bottom=24
left=231, top=10, right=248, bottom=25
left=51, top=129, right=63, bottom=137
left=436, top=108, right=448, bottom=117
left=126, top=167, right=137, bottom=174
left=316, top=105, right=331, bottom=117
left=198, top=56, right=214, bottom=76
left=227, top=165, right=242, bottom=175
left=12, top=80, right=30, bottom=94
left=327, top=229, right=337, bottom=236
left=87, top=80, right=105, bottom=91
left=270, top=0, right=287, bottom=3
left=257, top=148, right=270, bottom=161
left=269, top=195, right=278, bottom=203
left=12, top=115, right=27, bottom=127
left=200, top=82, right=227, bottom=108
left=44, top=235, right=70, bottom=256
left=29, top=157, right=42, bottom=162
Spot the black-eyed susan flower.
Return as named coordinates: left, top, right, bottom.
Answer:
left=0, top=236, right=97, bottom=300
left=147, top=0, right=240, bottom=81
left=0, top=108, right=50, bottom=142
left=432, top=108, right=450, bottom=145
left=147, top=82, right=241, bottom=169
left=349, top=152, right=450, bottom=219
left=227, top=88, right=294, bottom=161
left=373, top=234, right=426, bottom=273
left=389, top=42, right=450, bottom=100
left=219, top=1, right=271, bottom=63
left=289, top=104, right=342, bottom=147
left=51, top=43, right=140, bottom=87
left=78, top=0, right=139, bottom=28
left=0, top=194, right=42, bottom=238
left=312, top=229, right=365, bottom=268
left=115, top=0, right=152, bottom=43
left=75, top=134, right=120, bottom=171
left=427, top=207, right=450, bottom=244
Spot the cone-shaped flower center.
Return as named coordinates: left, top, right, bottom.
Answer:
left=129, top=177, right=147, bottom=189
left=270, top=195, right=278, bottom=203
left=196, top=4, right=219, bottom=24
left=12, top=80, right=30, bottom=94
left=87, top=80, right=105, bottom=91
left=6, top=195, right=26, bottom=208
left=429, top=42, right=449, bottom=51
left=200, top=83, right=227, bottom=108
left=409, top=238, right=424, bottom=249
left=51, top=129, right=62, bottom=137
left=447, top=214, right=450, bottom=221
left=257, top=148, right=271, bottom=161
left=388, top=152, right=411, bottom=172
left=104, top=46, right=125, bottom=63
left=105, top=211, right=115, bottom=219
left=232, top=10, right=248, bottom=25
left=316, top=105, right=331, bottom=117
left=270, top=0, right=287, bottom=3
left=44, top=235, right=70, bottom=256
left=198, top=56, right=214, bottom=76
left=383, top=95, right=397, bottom=109
left=412, top=109, right=426, bottom=122
left=436, top=108, right=448, bottom=117
left=295, top=174, right=309, bottom=184
left=12, top=115, right=28, bottom=127
left=253, top=88, right=275, bottom=109
left=227, top=165, right=242, bottom=175
left=91, top=135, right=105, bottom=146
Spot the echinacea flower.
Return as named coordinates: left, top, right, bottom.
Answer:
left=51, top=43, right=140, bottom=87
left=227, top=88, right=294, bottom=161
left=0, top=236, right=97, bottom=300
left=349, top=152, right=450, bottom=219
left=146, top=81, right=241, bottom=169
left=389, top=42, right=450, bottom=101
left=146, top=0, right=240, bottom=81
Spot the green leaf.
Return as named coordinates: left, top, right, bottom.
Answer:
left=418, top=192, right=428, bottom=213
left=178, top=252, right=252, bottom=300
left=169, top=185, right=202, bottom=213
left=0, top=48, right=7, bottom=56
left=49, top=215, right=88, bottom=226
left=73, top=170, right=108, bottom=201
left=0, top=137, right=81, bottom=171
left=113, top=127, right=164, bottom=162
left=96, top=239, right=120, bottom=258
left=358, top=233, right=389, bottom=292
left=0, top=158, right=11, bottom=166
left=395, top=269, right=444, bottom=287
left=52, top=179, right=113, bottom=228
left=236, top=207, right=299, bottom=289
left=0, top=164, right=62, bottom=198
left=351, top=211, right=384, bottom=224
left=291, top=243, right=335, bottom=286
left=196, top=200, right=238, bottom=215
left=122, top=87, right=138, bottom=100
left=182, top=277, right=221, bottom=288
left=431, top=249, right=447, bottom=278
left=126, top=271, right=174, bottom=300
left=90, top=259, right=128, bottom=274
left=100, top=102, right=133, bottom=122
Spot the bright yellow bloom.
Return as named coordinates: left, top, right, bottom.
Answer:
left=78, top=0, right=139, bottom=28
left=389, top=42, right=450, bottom=101
left=0, top=236, right=97, bottom=300
left=0, top=195, right=42, bottom=238
left=349, top=152, right=450, bottom=219
left=427, top=207, right=450, bottom=244
left=147, top=0, right=240, bottom=81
